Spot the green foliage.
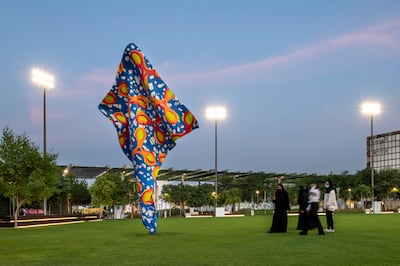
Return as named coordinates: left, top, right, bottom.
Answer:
left=352, top=184, right=372, bottom=200
left=189, top=183, right=214, bottom=206
left=109, top=173, right=131, bottom=206
left=219, top=187, right=241, bottom=207
left=0, top=127, right=58, bottom=218
left=161, top=183, right=215, bottom=208
left=89, top=172, right=130, bottom=208
left=48, top=172, right=76, bottom=214
left=284, top=185, right=298, bottom=206
left=90, top=175, right=116, bottom=207
left=53, top=173, right=74, bottom=200
left=70, top=180, right=91, bottom=206
left=159, top=168, right=400, bottom=210
left=236, top=174, right=270, bottom=202
left=374, top=169, right=400, bottom=200
left=161, top=184, right=182, bottom=205
left=292, top=169, right=400, bottom=203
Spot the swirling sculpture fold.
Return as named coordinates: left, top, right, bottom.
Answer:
left=98, top=43, right=199, bottom=234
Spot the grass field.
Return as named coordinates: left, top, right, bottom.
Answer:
left=1, top=213, right=400, bottom=265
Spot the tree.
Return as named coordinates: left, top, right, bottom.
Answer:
left=107, top=172, right=131, bottom=207
left=374, top=169, right=400, bottom=200
left=161, top=184, right=182, bottom=206
left=352, top=184, right=372, bottom=210
left=70, top=180, right=91, bottom=208
left=0, top=127, right=58, bottom=227
left=48, top=170, right=92, bottom=214
left=237, top=174, right=266, bottom=202
left=89, top=171, right=131, bottom=215
left=90, top=175, right=116, bottom=208
left=160, top=183, right=215, bottom=215
left=193, top=183, right=215, bottom=208
left=48, top=172, right=74, bottom=214
left=219, top=188, right=241, bottom=211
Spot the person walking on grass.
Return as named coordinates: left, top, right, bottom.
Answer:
left=299, top=182, right=324, bottom=235
left=324, top=180, right=338, bottom=232
left=296, top=185, right=308, bottom=231
left=268, top=183, right=290, bottom=233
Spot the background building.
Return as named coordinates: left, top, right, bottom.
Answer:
left=367, top=130, right=400, bottom=171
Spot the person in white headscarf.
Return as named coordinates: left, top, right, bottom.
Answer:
left=324, top=180, right=338, bottom=232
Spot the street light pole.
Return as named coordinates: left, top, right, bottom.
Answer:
left=32, top=68, right=54, bottom=155
left=206, top=106, right=226, bottom=216
left=214, top=119, right=218, bottom=208
left=256, top=190, right=259, bottom=208
left=361, top=101, right=381, bottom=206
left=43, top=85, right=46, bottom=155
left=370, top=114, right=374, bottom=202
left=32, top=68, right=55, bottom=216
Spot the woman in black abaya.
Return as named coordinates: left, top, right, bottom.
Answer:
left=268, top=183, right=290, bottom=233
left=296, top=185, right=308, bottom=230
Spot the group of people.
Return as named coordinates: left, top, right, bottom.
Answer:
left=267, top=180, right=338, bottom=235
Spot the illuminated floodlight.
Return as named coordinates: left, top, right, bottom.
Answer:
left=361, top=102, right=381, bottom=116
left=206, top=106, right=227, bottom=120
left=31, top=68, right=55, bottom=89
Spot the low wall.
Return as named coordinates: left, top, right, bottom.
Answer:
left=0, top=215, right=100, bottom=228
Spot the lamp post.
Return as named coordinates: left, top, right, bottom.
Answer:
left=263, top=181, right=267, bottom=214
left=361, top=101, right=381, bottom=204
left=180, top=173, right=186, bottom=217
left=206, top=106, right=226, bottom=215
left=348, top=188, right=352, bottom=208
left=31, top=68, right=55, bottom=216
left=256, top=190, right=260, bottom=208
left=31, top=68, right=55, bottom=155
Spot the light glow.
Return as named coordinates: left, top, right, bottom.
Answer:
left=361, top=102, right=381, bottom=116
left=206, top=106, right=227, bottom=120
left=31, top=68, right=55, bottom=89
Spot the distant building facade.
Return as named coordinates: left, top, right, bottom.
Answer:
left=367, top=130, right=400, bottom=171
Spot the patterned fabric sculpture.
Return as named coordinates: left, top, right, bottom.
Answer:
left=98, top=43, right=199, bottom=234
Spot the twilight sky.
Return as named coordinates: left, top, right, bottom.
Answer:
left=1, top=0, right=400, bottom=175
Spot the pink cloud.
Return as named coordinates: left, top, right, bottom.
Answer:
left=45, top=67, right=115, bottom=101
left=57, top=17, right=400, bottom=93
left=164, top=17, right=400, bottom=87
left=83, top=68, right=115, bottom=85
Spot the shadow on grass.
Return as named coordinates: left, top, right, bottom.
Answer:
left=126, top=231, right=184, bottom=237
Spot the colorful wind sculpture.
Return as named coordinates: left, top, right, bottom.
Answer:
left=98, top=43, right=198, bottom=234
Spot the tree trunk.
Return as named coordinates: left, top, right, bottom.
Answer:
left=361, top=197, right=364, bottom=211
left=67, top=199, right=71, bottom=214
left=14, top=208, right=18, bottom=228
left=13, top=195, right=25, bottom=228
left=43, top=197, right=47, bottom=215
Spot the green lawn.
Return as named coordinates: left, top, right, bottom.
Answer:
left=1, top=214, right=399, bottom=265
